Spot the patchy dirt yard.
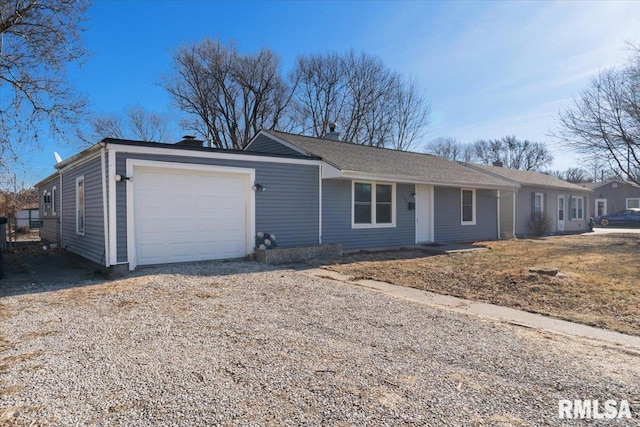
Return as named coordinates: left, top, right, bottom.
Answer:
left=324, top=234, right=640, bottom=336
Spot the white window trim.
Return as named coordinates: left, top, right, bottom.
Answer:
left=461, top=188, right=476, bottom=225
left=351, top=181, right=396, bottom=229
left=626, top=198, right=640, bottom=209
left=534, top=192, right=544, bottom=214
left=76, top=175, right=85, bottom=235
left=570, top=196, right=585, bottom=220
left=51, top=186, right=57, bottom=216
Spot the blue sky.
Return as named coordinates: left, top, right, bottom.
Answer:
left=21, top=0, right=640, bottom=186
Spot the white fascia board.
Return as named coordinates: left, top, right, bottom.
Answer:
left=56, top=143, right=104, bottom=171
left=107, top=143, right=322, bottom=166
left=338, top=171, right=519, bottom=190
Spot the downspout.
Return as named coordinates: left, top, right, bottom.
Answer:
left=100, top=146, right=110, bottom=267
left=496, top=190, right=501, bottom=240
left=318, top=164, right=323, bottom=244
left=512, top=189, right=517, bottom=238
left=59, top=171, right=63, bottom=245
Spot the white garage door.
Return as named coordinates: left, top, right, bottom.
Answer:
left=133, top=166, right=250, bottom=266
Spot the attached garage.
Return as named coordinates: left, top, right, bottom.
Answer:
left=126, top=160, right=255, bottom=268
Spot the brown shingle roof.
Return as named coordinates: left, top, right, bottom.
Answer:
left=466, top=163, right=591, bottom=192
left=263, top=130, right=517, bottom=189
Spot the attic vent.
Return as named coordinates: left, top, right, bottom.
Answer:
left=326, top=122, right=340, bottom=141
left=176, top=135, right=204, bottom=147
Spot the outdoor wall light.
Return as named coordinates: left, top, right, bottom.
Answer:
left=252, top=183, right=266, bottom=192
left=115, top=174, right=132, bottom=183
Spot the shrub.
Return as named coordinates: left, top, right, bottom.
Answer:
left=528, top=212, right=553, bottom=237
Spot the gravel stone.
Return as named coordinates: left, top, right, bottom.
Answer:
left=1, top=260, right=639, bottom=426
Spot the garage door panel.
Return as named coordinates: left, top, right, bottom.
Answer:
left=133, top=166, right=250, bottom=266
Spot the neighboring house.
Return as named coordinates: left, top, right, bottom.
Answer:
left=583, top=180, right=640, bottom=217
left=15, top=208, right=39, bottom=229
left=35, top=132, right=519, bottom=272
left=464, top=163, right=593, bottom=237
left=38, top=174, right=60, bottom=242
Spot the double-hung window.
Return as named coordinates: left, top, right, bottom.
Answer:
left=627, top=198, right=640, bottom=209
left=352, top=182, right=395, bottom=228
left=461, top=189, right=476, bottom=225
left=570, top=196, right=585, bottom=220
left=76, top=176, right=85, bottom=235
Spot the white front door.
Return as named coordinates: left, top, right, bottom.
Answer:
left=557, top=195, right=565, bottom=232
left=415, top=184, right=432, bottom=243
left=595, top=199, right=607, bottom=217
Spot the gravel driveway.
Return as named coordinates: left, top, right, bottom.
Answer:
left=1, top=260, right=638, bottom=426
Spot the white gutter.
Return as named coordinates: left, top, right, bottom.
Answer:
left=497, top=190, right=501, bottom=240
left=59, top=171, right=63, bottom=245
left=100, top=146, right=110, bottom=267
left=318, top=165, right=323, bottom=244
left=513, top=189, right=517, bottom=238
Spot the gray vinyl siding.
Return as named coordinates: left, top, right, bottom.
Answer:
left=321, top=180, right=415, bottom=250
left=245, top=134, right=304, bottom=156
left=434, top=187, right=498, bottom=242
left=114, top=152, right=319, bottom=263
left=590, top=182, right=640, bottom=214
left=515, top=186, right=590, bottom=236
left=60, top=156, right=106, bottom=265
left=38, top=175, right=60, bottom=243
left=499, top=189, right=515, bottom=239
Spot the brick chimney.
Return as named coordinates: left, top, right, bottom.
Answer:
left=492, top=160, right=503, bottom=167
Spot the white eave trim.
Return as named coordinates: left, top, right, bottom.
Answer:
left=107, top=142, right=323, bottom=166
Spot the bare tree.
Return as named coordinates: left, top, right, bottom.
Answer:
left=291, top=50, right=431, bottom=150
left=563, top=167, right=590, bottom=183
left=162, top=39, right=292, bottom=149
left=0, top=0, right=89, bottom=168
left=89, top=107, right=173, bottom=142
left=291, top=52, right=348, bottom=139
left=388, top=77, right=431, bottom=151
left=425, top=137, right=475, bottom=162
left=473, top=136, right=553, bottom=171
left=556, top=45, right=640, bottom=184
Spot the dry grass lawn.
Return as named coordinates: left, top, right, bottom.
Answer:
left=324, top=233, right=640, bottom=336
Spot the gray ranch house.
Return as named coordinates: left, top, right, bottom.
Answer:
left=584, top=180, right=640, bottom=217
left=464, top=163, right=593, bottom=237
left=36, top=131, right=520, bottom=272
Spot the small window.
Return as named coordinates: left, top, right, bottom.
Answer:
left=627, top=198, right=640, bottom=209
left=51, top=186, right=57, bottom=216
left=43, top=191, right=50, bottom=216
left=76, top=176, right=85, bottom=235
left=461, top=189, right=476, bottom=225
left=570, top=196, right=585, bottom=220
left=352, top=181, right=395, bottom=228
left=534, top=193, right=544, bottom=214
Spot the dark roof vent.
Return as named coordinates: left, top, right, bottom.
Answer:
left=176, top=135, right=204, bottom=147
left=492, top=160, right=503, bottom=167
left=326, top=122, right=340, bottom=141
